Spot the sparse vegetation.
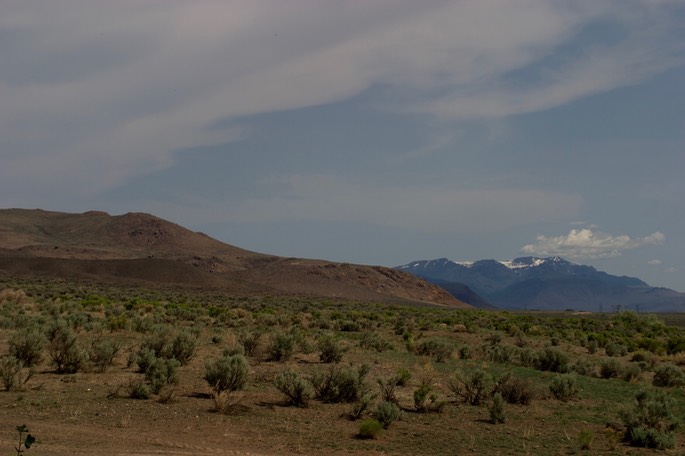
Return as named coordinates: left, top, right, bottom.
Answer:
left=3, top=276, right=685, bottom=454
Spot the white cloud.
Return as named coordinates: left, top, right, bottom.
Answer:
left=648, top=259, right=663, bottom=265
left=1, top=0, right=683, bottom=196
left=521, top=228, right=665, bottom=259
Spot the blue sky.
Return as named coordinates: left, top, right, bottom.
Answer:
left=2, top=0, right=684, bottom=291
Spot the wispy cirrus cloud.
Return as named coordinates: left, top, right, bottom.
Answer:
left=521, top=228, right=665, bottom=259
left=2, top=0, right=684, bottom=198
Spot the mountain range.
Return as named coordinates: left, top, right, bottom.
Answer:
left=0, top=209, right=465, bottom=308
left=396, top=256, right=685, bottom=312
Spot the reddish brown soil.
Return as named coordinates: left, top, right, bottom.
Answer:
left=0, top=209, right=467, bottom=308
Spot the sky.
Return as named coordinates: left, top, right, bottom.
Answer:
left=2, top=0, right=684, bottom=291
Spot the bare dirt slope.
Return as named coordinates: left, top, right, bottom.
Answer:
left=0, top=209, right=467, bottom=307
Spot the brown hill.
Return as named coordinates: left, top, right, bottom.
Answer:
left=0, top=208, right=467, bottom=307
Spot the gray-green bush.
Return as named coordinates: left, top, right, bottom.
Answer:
left=620, top=389, right=678, bottom=449
left=204, top=354, right=249, bottom=394
left=317, top=334, right=345, bottom=364
left=652, top=363, right=685, bottom=387
left=549, top=374, right=578, bottom=402
left=536, top=347, right=569, bottom=373
left=9, top=327, right=46, bottom=368
left=449, top=368, right=493, bottom=406
left=375, top=400, right=401, bottom=428
left=275, top=370, right=311, bottom=407
left=46, top=320, right=86, bottom=373
left=311, top=364, right=370, bottom=403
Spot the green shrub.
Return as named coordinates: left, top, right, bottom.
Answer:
left=375, top=400, right=401, bottom=428
left=599, top=358, right=623, bottom=379
left=458, top=344, right=472, bottom=360
left=377, top=371, right=408, bottom=404
left=449, top=368, right=493, bottom=406
left=168, top=330, right=198, bottom=365
left=238, top=330, right=262, bottom=357
left=350, top=392, right=376, bottom=421
left=46, top=321, right=87, bottom=373
left=620, top=389, right=678, bottom=449
left=549, top=374, right=578, bottom=402
left=652, top=363, right=685, bottom=387
left=623, top=363, right=642, bottom=383
left=495, top=373, right=535, bottom=405
left=518, top=348, right=538, bottom=368
left=586, top=339, right=598, bottom=354
left=135, top=347, right=157, bottom=374
left=415, top=339, right=453, bottom=362
left=0, top=356, right=33, bottom=391
left=413, top=384, right=446, bottom=413
left=605, top=343, right=628, bottom=357
left=89, top=337, right=120, bottom=372
left=578, top=429, right=594, bottom=451
left=358, top=419, right=383, bottom=439
left=268, top=332, right=295, bottom=362
left=274, top=370, right=311, bottom=407
left=485, top=344, right=519, bottom=364
left=317, top=334, right=345, bottom=364
left=631, top=351, right=657, bottom=371
left=359, top=331, right=392, bottom=352
left=489, top=392, right=506, bottom=424
left=140, top=325, right=171, bottom=358
left=9, top=327, right=46, bottom=368
left=394, top=368, right=411, bottom=387
left=311, top=364, right=370, bottom=403
left=145, top=357, right=179, bottom=394
left=204, top=354, right=249, bottom=393
left=571, top=358, right=596, bottom=377
left=127, top=378, right=151, bottom=399
left=536, top=347, right=569, bottom=373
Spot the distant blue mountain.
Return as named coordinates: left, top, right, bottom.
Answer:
left=396, top=257, right=685, bottom=312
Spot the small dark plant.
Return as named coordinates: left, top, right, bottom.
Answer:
left=15, top=424, right=35, bottom=455
left=489, top=392, right=506, bottom=424
left=578, top=429, right=594, bottom=451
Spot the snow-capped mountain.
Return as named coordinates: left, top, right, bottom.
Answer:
left=396, top=257, right=685, bottom=312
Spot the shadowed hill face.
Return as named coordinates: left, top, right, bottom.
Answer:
left=0, top=209, right=468, bottom=308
